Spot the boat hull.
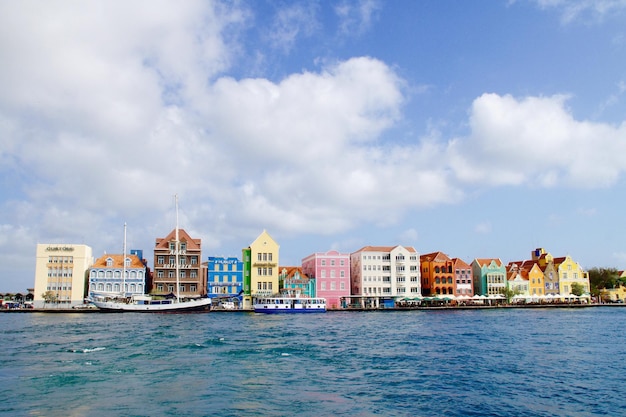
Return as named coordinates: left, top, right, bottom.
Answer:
left=91, top=298, right=211, bottom=312
left=253, top=297, right=326, bottom=313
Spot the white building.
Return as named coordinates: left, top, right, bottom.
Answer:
left=33, top=244, right=94, bottom=308
left=350, top=245, right=420, bottom=308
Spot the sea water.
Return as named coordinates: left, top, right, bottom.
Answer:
left=1, top=308, right=625, bottom=417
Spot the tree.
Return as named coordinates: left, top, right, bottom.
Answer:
left=570, top=282, right=585, bottom=296
left=588, top=267, right=620, bottom=297
left=41, top=291, right=57, bottom=305
left=501, top=286, right=520, bottom=304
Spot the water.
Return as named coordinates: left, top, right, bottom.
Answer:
left=1, top=308, right=625, bottom=416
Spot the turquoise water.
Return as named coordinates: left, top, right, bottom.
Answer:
left=1, top=308, right=625, bottom=416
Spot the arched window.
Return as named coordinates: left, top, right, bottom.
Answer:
left=106, top=257, right=113, bottom=267
left=434, top=266, right=440, bottom=273
left=114, top=284, right=120, bottom=292
left=106, top=283, right=112, bottom=292
left=98, top=283, right=104, bottom=291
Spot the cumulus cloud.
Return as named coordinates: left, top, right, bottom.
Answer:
left=448, top=93, right=626, bottom=188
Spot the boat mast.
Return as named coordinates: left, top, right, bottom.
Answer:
left=175, top=195, right=180, bottom=303
left=122, top=222, right=127, bottom=298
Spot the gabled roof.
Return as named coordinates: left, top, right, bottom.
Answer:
left=279, top=266, right=310, bottom=281
left=421, top=251, right=451, bottom=263
left=93, top=254, right=145, bottom=269
left=155, top=228, right=201, bottom=250
left=352, top=245, right=417, bottom=254
left=451, top=258, right=471, bottom=268
left=474, top=258, right=503, bottom=267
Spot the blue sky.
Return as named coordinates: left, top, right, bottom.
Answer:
left=1, top=0, right=626, bottom=292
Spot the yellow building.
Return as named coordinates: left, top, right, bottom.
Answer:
left=600, top=286, right=626, bottom=302
left=532, top=248, right=589, bottom=296
left=33, top=244, right=94, bottom=308
left=242, top=230, right=279, bottom=309
left=523, top=261, right=544, bottom=296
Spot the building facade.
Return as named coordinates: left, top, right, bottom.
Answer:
left=33, top=244, right=94, bottom=308
left=278, top=267, right=315, bottom=298
left=242, top=230, right=279, bottom=309
left=472, top=258, right=506, bottom=296
left=301, top=250, right=350, bottom=309
left=532, top=248, right=590, bottom=296
left=207, top=256, right=244, bottom=300
left=153, top=229, right=204, bottom=297
left=420, top=251, right=455, bottom=296
left=452, top=257, right=473, bottom=297
left=350, top=245, right=420, bottom=308
left=88, top=253, right=147, bottom=298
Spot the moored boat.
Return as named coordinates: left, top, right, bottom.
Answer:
left=90, top=294, right=211, bottom=312
left=89, top=196, right=211, bottom=313
left=253, top=297, right=326, bottom=313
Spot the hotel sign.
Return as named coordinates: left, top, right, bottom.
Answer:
left=46, top=246, right=75, bottom=252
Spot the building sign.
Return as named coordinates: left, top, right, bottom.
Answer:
left=46, top=246, right=75, bottom=252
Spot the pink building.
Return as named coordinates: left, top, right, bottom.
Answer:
left=302, top=250, right=350, bottom=309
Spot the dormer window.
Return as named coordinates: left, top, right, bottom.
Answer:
left=180, top=242, right=186, bottom=251
left=169, top=242, right=176, bottom=251
left=125, top=258, right=131, bottom=268
left=106, top=257, right=113, bottom=267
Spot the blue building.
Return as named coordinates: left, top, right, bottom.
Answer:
left=207, top=256, right=244, bottom=303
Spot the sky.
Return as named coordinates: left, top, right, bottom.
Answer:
left=1, top=0, right=626, bottom=292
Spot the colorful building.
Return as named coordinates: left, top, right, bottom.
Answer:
left=532, top=248, right=590, bottom=296
left=452, top=257, right=473, bottom=297
left=301, top=250, right=350, bottom=309
left=278, top=266, right=315, bottom=297
left=88, top=253, right=147, bottom=298
left=153, top=228, right=204, bottom=297
left=242, top=230, right=279, bottom=309
left=33, top=244, right=94, bottom=308
left=420, top=251, right=455, bottom=296
left=350, top=245, right=420, bottom=308
left=207, top=256, right=243, bottom=301
left=472, top=258, right=506, bottom=296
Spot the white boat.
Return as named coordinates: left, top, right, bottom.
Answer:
left=253, top=297, right=326, bottom=313
left=90, top=196, right=211, bottom=313
left=90, top=294, right=211, bottom=312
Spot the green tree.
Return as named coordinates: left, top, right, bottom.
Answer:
left=501, top=287, right=520, bottom=304
left=588, top=267, right=620, bottom=296
left=41, top=290, right=57, bottom=305
left=570, top=282, right=585, bottom=296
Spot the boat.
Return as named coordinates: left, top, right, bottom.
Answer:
left=90, top=197, right=211, bottom=313
left=90, top=294, right=211, bottom=312
left=253, top=296, right=327, bottom=313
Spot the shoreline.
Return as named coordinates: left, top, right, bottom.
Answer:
left=2, top=303, right=624, bottom=313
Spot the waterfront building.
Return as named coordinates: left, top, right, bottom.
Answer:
left=350, top=245, right=420, bottom=308
left=452, top=257, right=473, bottom=297
left=88, top=252, right=147, bottom=298
left=472, top=258, right=506, bottom=296
left=301, top=250, right=350, bottom=309
left=278, top=266, right=315, bottom=297
left=33, top=244, right=94, bottom=308
left=242, top=230, right=279, bottom=309
left=506, top=263, right=530, bottom=296
left=508, top=260, right=544, bottom=297
left=153, top=229, right=204, bottom=297
left=207, top=256, right=243, bottom=301
left=420, top=252, right=455, bottom=296
left=532, top=248, right=590, bottom=296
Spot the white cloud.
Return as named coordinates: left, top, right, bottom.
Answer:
left=532, top=0, right=626, bottom=23
left=266, top=3, right=319, bottom=53
left=448, top=93, right=626, bottom=188
left=474, top=222, right=492, bottom=234
left=335, top=0, right=381, bottom=35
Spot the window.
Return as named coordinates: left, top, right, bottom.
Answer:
left=180, top=271, right=186, bottom=278
left=169, top=242, right=176, bottom=251
left=190, top=285, right=196, bottom=292
left=322, top=260, right=326, bottom=266
left=340, top=271, right=345, bottom=278
left=168, top=285, right=174, bottom=292
left=190, top=271, right=197, bottom=278
left=168, top=271, right=175, bottom=278
left=169, top=256, right=175, bottom=264
left=157, top=271, right=164, bottom=278
left=158, top=256, right=165, bottom=264
left=180, top=242, right=186, bottom=251
left=106, top=258, right=113, bottom=267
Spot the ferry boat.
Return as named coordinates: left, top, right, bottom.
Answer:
left=253, top=297, right=326, bottom=313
